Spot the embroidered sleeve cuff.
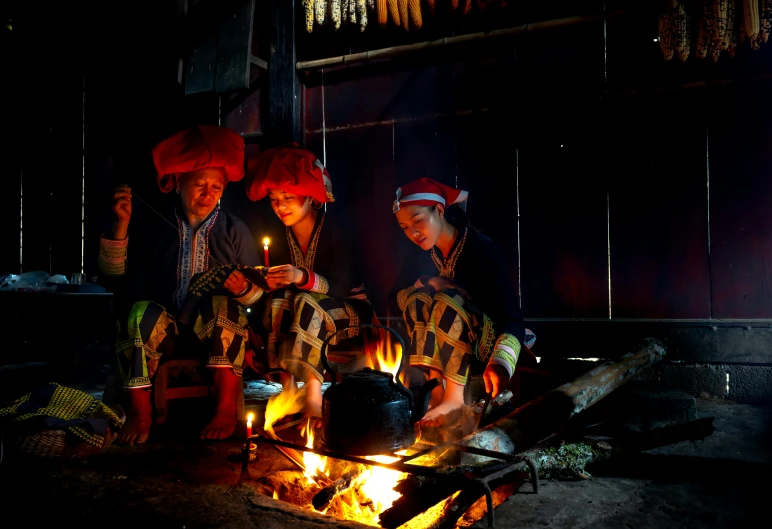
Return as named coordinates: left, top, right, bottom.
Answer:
left=488, top=333, right=521, bottom=379
left=98, top=233, right=128, bottom=276
left=297, top=269, right=330, bottom=294
left=396, top=278, right=425, bottom=312
left=235, top=282, right=264, bottom=306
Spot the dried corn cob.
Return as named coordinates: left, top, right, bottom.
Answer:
left=673, top=3, right=690, bottom=62
left=761, top=0, right=771, bottom=42
left=349, top=0, right=357, bottom=24
left=743, top=0, right=761, bottom=40
left=331, top=0, right=342, bottom=30
left=368, top=0, right=375, bottom=11
left=464, top=0, right=473, bottom=15
left=451, top=0, right=459, bottom=10
left=358, top=0, right=367, bottom=31
left=695, top=2, right=710, bottom=59
left=427, top=0, right=436, bottom=14
left=388, top=0, right=400, bottom=26
left=315, top=0, right=326, bottom=25
left=727, top=0, right=738, bottom=55
left=658, top=2, right=676, bottom=60
left=304, top=0, right=315, bottom=32
left=409, top=0, right=422, bottom=28
left=399, top=0, right=409, bottom=30
left=377, top=0, right=388, bottom=26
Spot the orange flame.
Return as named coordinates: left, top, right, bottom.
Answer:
left=263, top=382, right=305, bottom=438
left=301, top=418, right=328, bottom=485
left=370, top=330, right=405, bottom=385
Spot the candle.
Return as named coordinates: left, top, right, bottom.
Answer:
left=262, top=237, right=270, bottom=267
left=246, top=412, right=254, bottom=439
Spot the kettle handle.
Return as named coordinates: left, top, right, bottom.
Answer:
left=320, top=324, right=410, bottom=394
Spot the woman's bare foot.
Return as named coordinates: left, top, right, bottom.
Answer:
left=302, top=377, right=323, bottom=430
left=201, top=411, right=237, bottom=440
left=427, top=371, right=445, bottom=410
left=117, top=388, right=151, bottom=445
left=419, top=379, right=465, bottom=427
left=200, top=368, right=239, bottom=440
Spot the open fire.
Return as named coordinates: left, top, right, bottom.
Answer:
left=260, top=335, right=414, bottom=527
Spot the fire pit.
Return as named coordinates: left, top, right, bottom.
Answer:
left=241, top=324, right=537, bottom=528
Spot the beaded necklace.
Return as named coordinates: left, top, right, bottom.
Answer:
left=286, top=212, right=325, bottom=270
left=430, top=227, right=468, bottom=280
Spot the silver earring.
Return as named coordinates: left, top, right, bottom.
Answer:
left=176, top=188, right=180, bottom=194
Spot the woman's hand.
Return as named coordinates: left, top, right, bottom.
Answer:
left=483, top=363, right=510, bottom=398
left=425, top=276, right=469, bottom=298
left=265, top=264, right=303, bottom=290
left=224, top=269, right=250, bottom=296
left=111, top=184, right=132, bottom=239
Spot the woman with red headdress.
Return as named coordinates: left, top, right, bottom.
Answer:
left=99, top=125, right=263, bottom=445
left=390, top=178, right=528, bottom=427
left=244, top=144, right=373, bottom=420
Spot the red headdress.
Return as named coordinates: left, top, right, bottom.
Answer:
left=245, top=143, right=333, bottom=204
left=152, top=125, right=245, bottom=193
left=392, top=177, right=468, bottom=213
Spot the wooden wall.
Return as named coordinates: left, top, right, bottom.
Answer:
left=298, top=5, right=772, bottom=322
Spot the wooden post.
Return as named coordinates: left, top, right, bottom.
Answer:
left=268, top=0, right=301, bottom=145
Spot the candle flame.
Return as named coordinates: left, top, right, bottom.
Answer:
left=247, top=412, right=254, bottom=425
left=262, top=237, right=270, bottom=247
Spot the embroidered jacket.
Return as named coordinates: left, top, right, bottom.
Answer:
left=261, top=209, right=369, bottom=301
left=98, top=204, right=262, bottom=321
left=389, top=227, right=525, bottom=378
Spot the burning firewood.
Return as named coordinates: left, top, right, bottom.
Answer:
left=312, top=464, right=367, bottom=511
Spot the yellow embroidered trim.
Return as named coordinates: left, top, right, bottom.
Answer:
left=491, top=333, right=521, bottom=373
left=397, top=285, right=416, bottom=312
left=430, top=227, right=468, bottom=279
left=475, top=314, right=497, bottom=362
left=287, top=212, right=325, bottom=271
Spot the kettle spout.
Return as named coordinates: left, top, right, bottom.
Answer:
left=411, top=378, right=441, bottom=421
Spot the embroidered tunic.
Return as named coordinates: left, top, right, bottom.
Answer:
left=389, top=227, right=525, bottom=379
left=99, top=204, right=262, bottom=321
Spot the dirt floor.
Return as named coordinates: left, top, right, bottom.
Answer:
left=0, top=386, right=769, bottom=529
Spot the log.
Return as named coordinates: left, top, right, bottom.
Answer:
left=459, top=338, right=666, bottom=452
left=312, top=465, right=366, bottom=512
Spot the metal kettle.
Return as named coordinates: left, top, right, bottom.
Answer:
left=319, top=324, right=439, bottom=456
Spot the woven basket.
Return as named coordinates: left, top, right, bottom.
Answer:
left=15, top=427, right=118, bottom=459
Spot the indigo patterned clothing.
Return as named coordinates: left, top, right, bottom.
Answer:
left=251, top=209, right=374, bottom=381
left=116, top=297, right=249, bottom=389
left=390, top=227, right=525, bottom=384
left=98, top=201, right=262, bottom=387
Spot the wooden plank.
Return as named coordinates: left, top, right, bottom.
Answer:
left=268, top=0, right=301, bottom=144
left=215, top=0, right=256, bottom=93
left=607, top=97, right=711, bottom=318
left=709, top=81, right=772, bottom=318
left=518, top=106, right=609, bottom=318
left=454, top=112, right=520, bottom=302
left=393, top=119, right=456, bottom=187
left=320, top=126, right=397, bottom=314
left=185, top=33, right=218, bottom=95
left=524, top=318, right=772, bottom=364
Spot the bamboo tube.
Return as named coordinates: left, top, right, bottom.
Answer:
left=296, top=9, right=627, bottom=71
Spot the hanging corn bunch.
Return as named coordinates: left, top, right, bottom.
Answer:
left=388, top=0, right=400, bottom=27
left=658, top=1, right=678, bottom=60
left=315, top=0, right=327, bottom=26
left=377, top=0, right=388, bottom=26
left=742, top=0, right=761, bottom=42
left=695, top=0, right=714, bottom=59
left=463, top=0, right=473, bottom=15
left=331, top=0, right=342, bottom=30
left=727, top=0, right=739, bottom=55
left=357, top=0, right=368, bottom=31
left=409, top=0, right=422, bottom=28
left=399, top=0, right=409, bottom=30
left=304, top=0, right=315, bottom=32
left=761, top=0, right=772, bottom=42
